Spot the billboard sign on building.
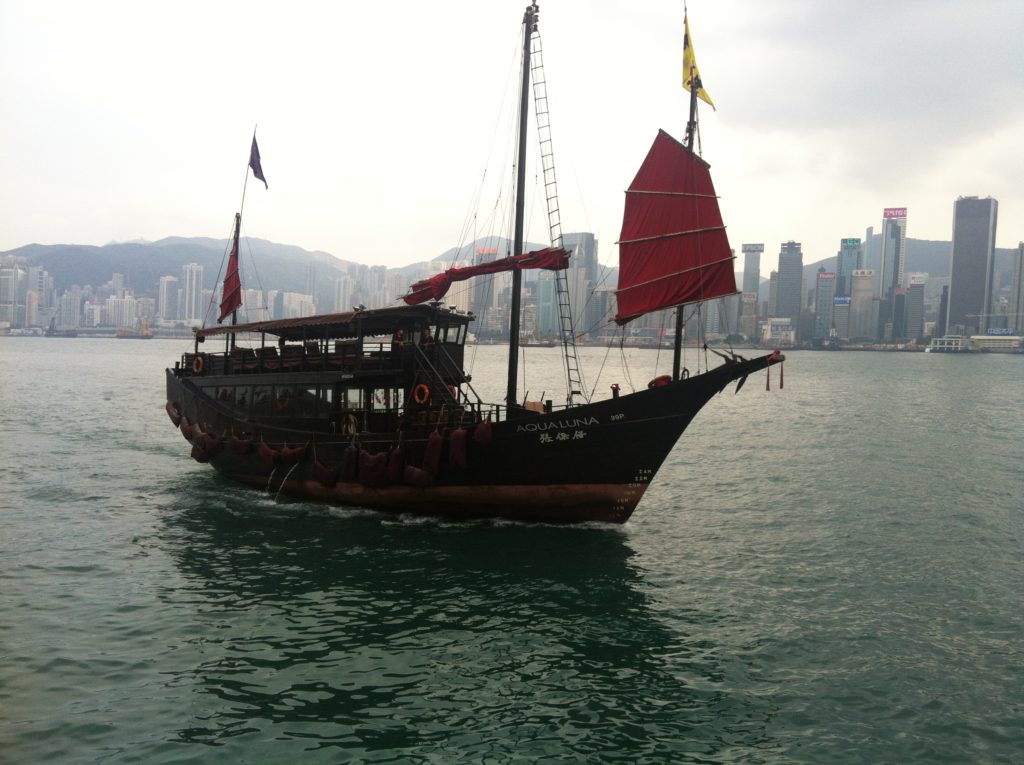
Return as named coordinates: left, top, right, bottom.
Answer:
left=852, top=269, right=875, bottom=277
left=817, top=271, right=837, bottom=280
left=833, top=296, right=851, bottom=306
left=883, top=207, right=907, bottom=219
left=841, top=238, right=860, bottom=246
left=742, top=244, right=764, bottom=253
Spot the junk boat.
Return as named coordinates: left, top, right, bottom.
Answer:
left=165, top=4, right=784, bottom=523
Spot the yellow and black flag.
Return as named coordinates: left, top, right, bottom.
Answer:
left=683, top=11, right=715, bottom=110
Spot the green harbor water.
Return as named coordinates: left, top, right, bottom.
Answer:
left=1, top=338, right=1021, bottom=763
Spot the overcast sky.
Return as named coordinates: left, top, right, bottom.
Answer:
left=2, top=0, right=1021, bottom=278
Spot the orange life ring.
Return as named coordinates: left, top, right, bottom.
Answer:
left=413, top=384, right=430, bottom=405
left=192, top=354, right=205, bottom=375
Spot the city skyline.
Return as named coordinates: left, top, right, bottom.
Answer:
left=1, top=1, right=1022, bottom=278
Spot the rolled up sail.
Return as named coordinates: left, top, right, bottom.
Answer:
left=404, top=246, right=569, bottom=305
left=614, top=129, right=737, bottom=324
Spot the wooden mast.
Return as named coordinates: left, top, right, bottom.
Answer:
left=506, top=2, right=538, bottom=408
left=673, top=54, right=701, bottom=380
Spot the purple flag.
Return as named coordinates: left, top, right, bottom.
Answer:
left=249, top=136, right=267, bottom=188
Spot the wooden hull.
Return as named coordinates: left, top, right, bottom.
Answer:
left=166, top=353, right=780, bottom=524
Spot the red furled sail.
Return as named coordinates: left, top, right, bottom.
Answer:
left=614, top=129, right=737, bottom=324
left=404, top=247, right=569, bottom=305
left=218, top=213, right=242, bottom=323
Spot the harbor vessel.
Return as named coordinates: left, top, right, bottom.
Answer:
left=165, top=4, right=784, bottom=523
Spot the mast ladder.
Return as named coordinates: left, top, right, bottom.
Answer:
left=530, top=31, right=586, bottom=405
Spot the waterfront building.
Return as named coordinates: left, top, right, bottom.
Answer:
left=879, top=208, right=907, bottom=299
left=775, top=241, right=803, bottom=326
left=892, top=288, right=907, bottom=341
left=739, top=292, right=758, bottom=339
left=742, top=244, right=763, bottom=295
left=906, top=274, right=926, bottom=342
left=813, top=269, right=837, bottom=339
left=536, top=270, right=558, bottom=338
left=832, top=297, right=851, bottom=340
left=181, top=262, right=204, bottom=324
left=849, top=269, right=878, bottom=341
left=761, top=317, right=795, bottom=346
left=563, top=232, right=599, bottom=333
left=946, top=196, right=998, bottom=336
left=1010, top=242, right=1024, bottom=332
left=0, top=262, right=26, bottom=327
left=105, top=295, right=137, bottom=328
left=241, top=289, right=270, bottom=323
left=836, top=238, right=862, bottom=297
left=158, top=276, right=179, bottom=322
left=936, top=285, right=949, bottom=340
left=58, top=288, right=82, bottom=329
left=471, top=246, right=498, bottom=318
left=767, top=271, right=778, bottom=317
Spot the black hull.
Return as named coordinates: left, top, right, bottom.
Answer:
left=165, top=353, right=781, bottom=524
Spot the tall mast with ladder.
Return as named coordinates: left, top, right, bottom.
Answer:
left=505, top=2, right=538, bottom=407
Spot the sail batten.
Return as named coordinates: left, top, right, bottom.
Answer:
left=614, top=129, right=737, bottom=325
left=619, top=225, right=726, bottom=246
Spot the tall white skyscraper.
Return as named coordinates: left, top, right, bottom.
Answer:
left=181, top=263, right=204, bottom=323
left=158, top=275, right=179, bottom=322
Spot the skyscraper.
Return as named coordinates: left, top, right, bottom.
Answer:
left=850, top=269, right=878, bottom=340
left=906, top=274, right=926, bottom=342
left=813, top=269, right=837, bottom=339
left=1011, top=242, right=1024, bottom=333
left=181, top=262, right=204, bottom=323
left=775, top=241, right=803, bottom=324
left=946, top=196, right=998, bottom=336
left=741, top=244, right=763, bottom=294
left=835, top=238, right=861, bottom=297
left=158, top=275, right=179, bottom=322
left=562, top=232, right=599, bottom=333
left=879, top=208, right=907, bottom=299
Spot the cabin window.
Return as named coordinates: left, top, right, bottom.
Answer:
left=299, top=387, right=319, bottom=418
left=370, top=388, right=396, bottom=411
left=252, top=385, right=272, bottom=416
left=273, top=385, right=293, bottom=415
left=342, top=387, right=364, bottom=411
left=313, top=386, right=332, bottom=420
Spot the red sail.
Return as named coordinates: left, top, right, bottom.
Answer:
left=404, top=247, right=569, bottom=305
left=218, top=215, right=242, bottom=323
left=614, top=129, right=737, bottom=324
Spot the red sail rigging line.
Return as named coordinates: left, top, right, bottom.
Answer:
left=614, top=129, right=737, bottom=325
left=403, top=246, right=569, bottom=305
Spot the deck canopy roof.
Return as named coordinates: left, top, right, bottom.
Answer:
left=194, top=304, right=472, bottom=342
